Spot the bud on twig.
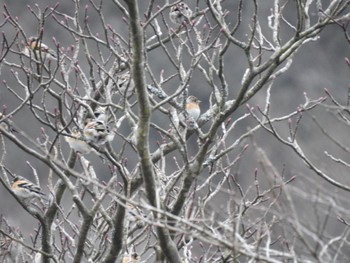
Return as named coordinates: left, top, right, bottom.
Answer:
left=345, top=57, right=350, bottom=67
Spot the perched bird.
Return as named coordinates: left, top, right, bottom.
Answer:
left=64, top=127, right=92, bottom=154
left=23, top=37, right=57, bottom=61
left=127, top=204, right=145, bottom=228
left=169, top=2, right=193, bottom=24
left=185, top=95, right=201, bottom=121
left=77, top=106, right=108, bottom=124
left=122, top=253, right=139, bottom=263
left=115, top=72, right=135, bottom=98
left=93, top=106, right=108, bottom=123
left=11, top=176, right=45, bottom=201
left=83, top=119, right=114, bottom=146
left=177, top=95, right=201, bottom=130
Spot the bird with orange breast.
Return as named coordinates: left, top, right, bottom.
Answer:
left=23, top=37, right=57, bottom=62
left=185, top=95, right=201, bottom=121
left=178, top=95, right=201, bottom=130
left=11, top=176, right=45, bottom=203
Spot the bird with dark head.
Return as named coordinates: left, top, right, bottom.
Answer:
left=83, top=119, right=114, bottom=146
left=169, top=2, right=192, bottom=24
left=93, top=106, right=108, bottom=123
left=11, top=176, right=45, bottom=201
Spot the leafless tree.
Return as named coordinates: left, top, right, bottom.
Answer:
left=0, top=0, right=350, bottom=262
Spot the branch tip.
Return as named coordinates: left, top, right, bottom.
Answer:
left=286, top=175, right=296, bottom=184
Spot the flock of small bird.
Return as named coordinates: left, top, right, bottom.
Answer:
left=7, top=0, right=198, bottom=231
left=8, top=97, right=201, bottom=207
left=22, top=2, right=193, bottom=62
left=0, top=2, right=200, bottom=262
left=2, top=1, right=201, bottom=207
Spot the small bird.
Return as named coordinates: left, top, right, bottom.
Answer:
left=64, top=127, right=92, bottom=154
left=122, top=252, right=139, bottom=263
left=93, top=106, right=108, bottom=123
left=185, top=95, right=201, bottom=121
left=169, top=2, right=193, bottom=24
left=83, top=119, right=114, bottom=146
left=23, top=37, right=57, bottom=61
left=116, top=72, right=135, bottom=98
left=177, top=95, right=201, bottom=130
left=127, top=204, right=145, bottom=228
left=11, top=176, right=45, bottom=201
left=179, top=95, right=201, bottom=129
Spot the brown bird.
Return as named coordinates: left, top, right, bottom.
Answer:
left=185, top=95, right=201, bottom=121
left=23, top=37, right=57, bottom=62
left=11, top=176, right=45, bottom=201
left=83, top=119, right=114, bottom=146
left=177, top=95, right=201, bottom=130
left=122, top=252, right=139, bottom=263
